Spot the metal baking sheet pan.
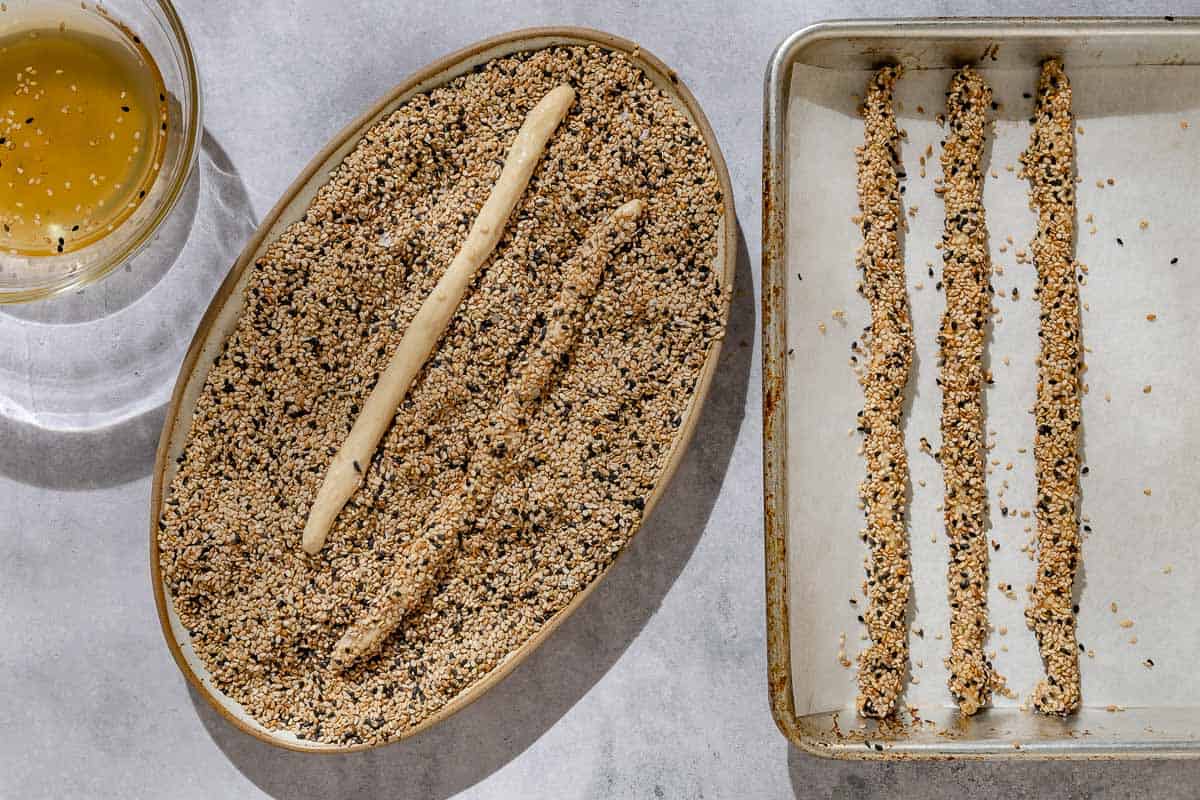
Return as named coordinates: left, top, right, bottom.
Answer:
left=764, top=17, right=1200, bottom=759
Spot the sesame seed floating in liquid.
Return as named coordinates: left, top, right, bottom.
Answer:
left=0, top=16, right=168, bottom=254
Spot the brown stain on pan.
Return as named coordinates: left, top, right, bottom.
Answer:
left=761, top=93, right=799, bottom=745
left=149, top=26, right=737, bottom=753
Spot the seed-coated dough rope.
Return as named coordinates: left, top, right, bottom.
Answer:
left=1020, top=59, right=1083, bottom=716
left=302, top=84, right=576, bottom=555
left=854, top=66, right=915, bottom=720
left=939, top=66, right=1004, bottom=716
left=330, top=199, right=646, bottom=670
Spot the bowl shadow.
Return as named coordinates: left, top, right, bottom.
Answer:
left=187, top=223, right=755, bottom=800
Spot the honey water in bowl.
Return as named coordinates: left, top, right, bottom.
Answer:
left=0, top=6, right=168, bottom=256
left=0, top=0, right=218, bottom=469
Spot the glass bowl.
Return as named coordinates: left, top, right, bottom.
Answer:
left=0, top=0, right=201, bottom=303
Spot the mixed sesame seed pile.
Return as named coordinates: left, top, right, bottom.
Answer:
left=158, top=45, right=727, bottom=745
left=853, top=66, right=916, bottom=720
left=937, top=66, right=1004, bottom=716
left=1018, top=58, right=1083, bottom=716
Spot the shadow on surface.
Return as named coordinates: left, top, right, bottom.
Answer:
left=0, top=403, right=170, bottom=491
left=189, top=225, right=756, bottom=800
left=0, top=131, right=254, bottom=490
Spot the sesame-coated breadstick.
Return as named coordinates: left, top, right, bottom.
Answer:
left=853, top=66, right=915, bottom=719
left=939, top=66, right=1003, bottom=716
left=302, top=85, right=576, bottom=555
left=1019, top=59, right=1083, bottom=716
left=331, top=199, right=646, bottom=670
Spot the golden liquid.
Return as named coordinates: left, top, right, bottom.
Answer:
left=0, top=11, right=168, bottom=255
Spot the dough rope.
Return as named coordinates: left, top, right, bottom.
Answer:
left=302, top=84, right=576, bottom=555
left=331, top=199, right=646, bottom=670
left=1020, top=59, right=1083, bottom=716
left=853, top=66, right=915, bottom=719
left=939, top=65, right=1004, bottom=716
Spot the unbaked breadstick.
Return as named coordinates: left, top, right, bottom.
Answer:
left=331, top=199, right=646, bottom=670
left=301, top=85, right=576, bottom=555
left=853, top=66, right=915, bottom=720
left=939, top=66, right=1002, bottom=716
left=1020, top=59, right=1083, bottom=716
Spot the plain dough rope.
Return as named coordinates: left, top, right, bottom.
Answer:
left=301, top=84, right=576, bottom=555
left=330, top=199, right=647, bottom=670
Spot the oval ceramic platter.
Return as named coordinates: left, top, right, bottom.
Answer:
left=150, top=26, right=735, bottom=752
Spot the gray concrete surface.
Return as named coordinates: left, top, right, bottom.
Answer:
left=3, top=1, right=1199, bottom=798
